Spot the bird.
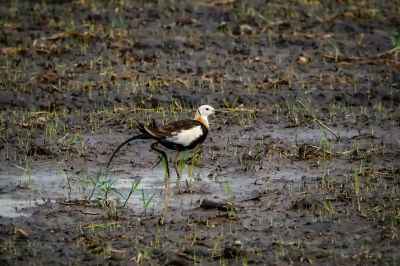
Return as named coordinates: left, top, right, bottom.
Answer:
left=106, top=105, right=215, bottom=183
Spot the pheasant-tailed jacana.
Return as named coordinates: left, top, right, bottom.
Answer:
left=106, top=105, right=215, bottom=181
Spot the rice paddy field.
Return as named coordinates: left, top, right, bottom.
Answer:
left=0, top=0, right=399, bottom=265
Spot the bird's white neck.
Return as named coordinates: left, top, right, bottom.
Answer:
left=195, top=110, right=209, bottom=128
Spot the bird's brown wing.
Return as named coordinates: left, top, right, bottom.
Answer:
left=138, top=119, right=201, bottom=139
left=158, top=120, right=201, bottom=135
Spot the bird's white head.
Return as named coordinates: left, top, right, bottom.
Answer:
left=195, top=105, right=215, bottom=128
left=198, top=105, right=215, bottom=117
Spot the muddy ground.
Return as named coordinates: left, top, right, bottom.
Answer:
left=0, top=0, right=399, bottom=265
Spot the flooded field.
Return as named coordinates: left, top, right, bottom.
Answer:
left=0, top=0, right=399, bottom=265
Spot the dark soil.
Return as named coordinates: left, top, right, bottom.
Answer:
left=0, top=0, right=399, bottom=265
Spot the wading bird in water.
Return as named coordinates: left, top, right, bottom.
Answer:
left=106, top=105, right=215, bottom=184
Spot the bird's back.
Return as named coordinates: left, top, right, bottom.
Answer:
left=136, top=119, right=208, bottom=150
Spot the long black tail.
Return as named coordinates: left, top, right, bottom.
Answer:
left=106, top=133, right=151, bottom=169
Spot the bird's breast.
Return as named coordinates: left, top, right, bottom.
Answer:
left=167, top=126, right=204, bottom=147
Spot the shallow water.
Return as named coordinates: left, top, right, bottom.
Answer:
left=1, top=123, right=396, bottom=218
left=0, top=163, right=218, bottom=217
left=0, top=198, right=35, bottom=218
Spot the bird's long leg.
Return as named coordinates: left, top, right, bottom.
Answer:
left=150, top=142, right=170, bottom=178
left=150, top=142, right=170, bottom=222
left=173, top=151, right=181, bottom=179
left=173, top=151, right=181, bottom=189
left=106, top=134, right=149, bottom=170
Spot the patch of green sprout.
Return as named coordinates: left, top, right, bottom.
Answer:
left=141, top=188, right=155, bottom=216
left=225, top=180, right=235, bottom=218
left=44, top=121, right=57, bottom=141
left=352, top=162, right=362, bottom=212
left=323, top=199, right=335, bottom=218
left=179, top=156, right=186, bottom=177
left=121, top=178, right=141, bottom=208
left=223, top=96, right=238, bottom=109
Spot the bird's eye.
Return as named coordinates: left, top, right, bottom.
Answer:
left=206, top=108, right=209, bottom=110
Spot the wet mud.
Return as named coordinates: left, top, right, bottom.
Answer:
left=0, top=0, right=399, bottom=265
